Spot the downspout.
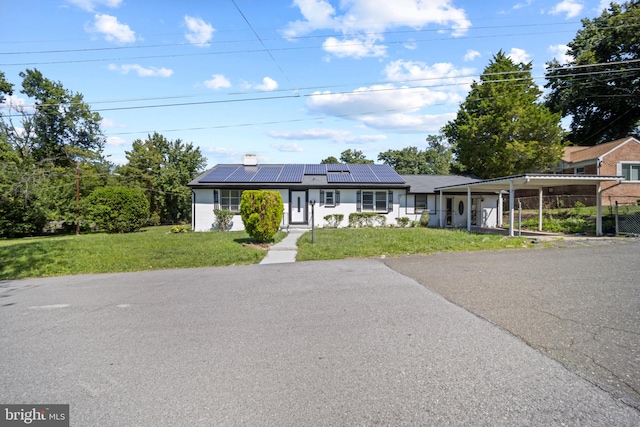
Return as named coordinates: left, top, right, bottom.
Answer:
left=538, top=186, right=543, bottom=232
left=596, top=182, right=602, bottom=236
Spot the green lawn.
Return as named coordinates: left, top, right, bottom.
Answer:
left=0, top=226, right=285, bottom=280
left=296, top=227, right=530, bottom=261
left=1, top=226, right=532, bottom=280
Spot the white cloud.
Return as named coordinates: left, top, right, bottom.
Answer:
left=204, top=74, right=231, bottom=89
left=284, top=0, right=471, bottom=59
left=548, top=44, right=572, bottom=64
left=184, top=16, right=215, bottom=47
left=88, top=14, right=135, bottom=43
left=513, top=0, right=533, bottom=10
left=272, top=142, right=304, bottom=152
left=549, top=0, right=584, bottom=18
left=267, top=128, right=386, bottom=144
left=244, top=77, right=278, bottom=92
left=383, top=60, right=475, bottom=88
left=100, top=117, right=127, bottom=128
left=1, top=95, right=35, bottom=114
left=322, top=35, right=387, bottom=58
left=507, top=47, right=531, bottom=64
left=464, top=49, right=481, bottom=62
left=306, top=83, right=462, bottom=133
left=108, top=64, right=173, bottom=77
left=358, top=112, right=456, bottom=133
left=67, top=0, right=122, bottom=12
left=106, top=136, right=127, bottom=146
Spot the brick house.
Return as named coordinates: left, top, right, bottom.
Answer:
left=553, top=137, right=640, bottom=206
left=516, top=137, right=640, bottom=207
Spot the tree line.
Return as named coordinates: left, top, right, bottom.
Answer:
left=0, top=70, right=206, bottom=238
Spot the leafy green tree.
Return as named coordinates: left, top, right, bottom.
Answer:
left=0, top=71, right=13, bottom=103
left=116, top=133, right=207, bottom=224
left=240, top=190, right=284, bottom=243
left=1, top=70, right=110, bottom=235
left=545, top=1, right=640, bottom=145
left=84, top=186, right=150, bottom=233
left=320, top=156, right=339, bottom=164
left=443, top=51, right=564, bottom=179
left=378, top=135, right=457, bottom=174
left=18, top=69, right=105, bottom=166
left=340, top=149, right=373, bottom=164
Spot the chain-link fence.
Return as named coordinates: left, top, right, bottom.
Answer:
left=503, top=194, right=640, bottom=236
left=615, top=201, right=640, bottom=236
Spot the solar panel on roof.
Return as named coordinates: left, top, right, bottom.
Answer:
left=349, top=164, right=379, bottom=183
left=277, top=164, right=304, bottom=182
left=304, top=164, right=326, bottom=175
left=226, top=167, right=258, bottom=182
left=252, top=166, right=282, bottom=182
left=326, top=164, right=349, bottom=172
left=327, top=172, right=353, bottom=183
left=199, top=166, right=239, bottom=183
left=371, top=165, right=405, bottom=183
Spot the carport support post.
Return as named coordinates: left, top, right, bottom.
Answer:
left=439, top=191, right=444, bottom=228
left=509, top=181, right=515, bottom=237
left=467, top=186, right=472, bottom=231
left=596, top=183, right=603, bottom=236
left=538, top=186, right=543, bottom=232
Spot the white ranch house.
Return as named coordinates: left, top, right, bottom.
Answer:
left=188, top=155, right=503, bottom=232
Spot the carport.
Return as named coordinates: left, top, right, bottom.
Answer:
left=436, top=174, right=623, bottom=236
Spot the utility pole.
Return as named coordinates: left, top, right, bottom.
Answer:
left=75, top=161, right=80, bottom=235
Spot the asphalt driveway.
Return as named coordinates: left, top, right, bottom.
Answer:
left=1, top=244, right=639, bottom=425
left=383, top=238, right=640, bottom=411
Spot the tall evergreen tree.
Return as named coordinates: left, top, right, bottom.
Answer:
left=545, top=1, right=640, bottom=145
left=443, top=51, right=564, bottom=179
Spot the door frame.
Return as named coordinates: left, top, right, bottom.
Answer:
left=289, top=190, right=308, bottom=224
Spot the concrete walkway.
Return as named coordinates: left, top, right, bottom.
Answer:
left=259, top=229, right=307, bottom=264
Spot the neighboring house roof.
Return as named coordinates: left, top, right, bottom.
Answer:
left=401, top=175, right=480, bottom=193
left=562, top=136, right=639, bottom=163
left=188, top=163, right=408, bottom=189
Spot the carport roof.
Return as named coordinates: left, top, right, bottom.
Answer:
left=435, top=173, right=624, bottom=193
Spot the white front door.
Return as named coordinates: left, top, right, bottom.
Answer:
left=290, top=191, right=307, bottom=224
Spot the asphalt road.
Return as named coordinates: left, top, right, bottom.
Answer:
left=1, top=246, right=639, bottom=425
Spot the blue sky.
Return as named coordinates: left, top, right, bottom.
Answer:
left=1, top=0, right=614, bottom=168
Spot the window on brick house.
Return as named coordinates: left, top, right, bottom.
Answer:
left=622, top=164, right=640, bottom=181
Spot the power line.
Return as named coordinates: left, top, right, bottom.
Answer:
left=3, top=59, right=639, bottom=115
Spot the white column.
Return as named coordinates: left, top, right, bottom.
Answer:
left=467, top=186, right=472, bottom=232
left=596, top=183, right=602, bottom=236
left=439, top=191, right=444, bottom=228
left=509, top=181, right=514, bottom=237
left=538, top=186, right=543, bottom=232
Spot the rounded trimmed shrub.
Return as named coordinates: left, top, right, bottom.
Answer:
left=240, top=190, right=284, bottom=242
left=84, top=186, right=150, bottom=233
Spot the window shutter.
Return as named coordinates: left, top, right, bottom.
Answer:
left=388, top=190, right=393, bottom=213
left=356, top=190, right=362, bottom=212
left=213, top=190, right=220, bottom=210
left=336, top=190, right=340, bottom=206
left=320, top=190, right=324, bottom=206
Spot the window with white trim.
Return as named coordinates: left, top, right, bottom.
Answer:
left=325, top=190, right=335, bottom=206
left=415, top=194, right=427, bottom=212
left=221, top=190, right=242, bottom=212
left=575, top=167, right=585, bottom=175
left=622, top=163, right=640, bottom=181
